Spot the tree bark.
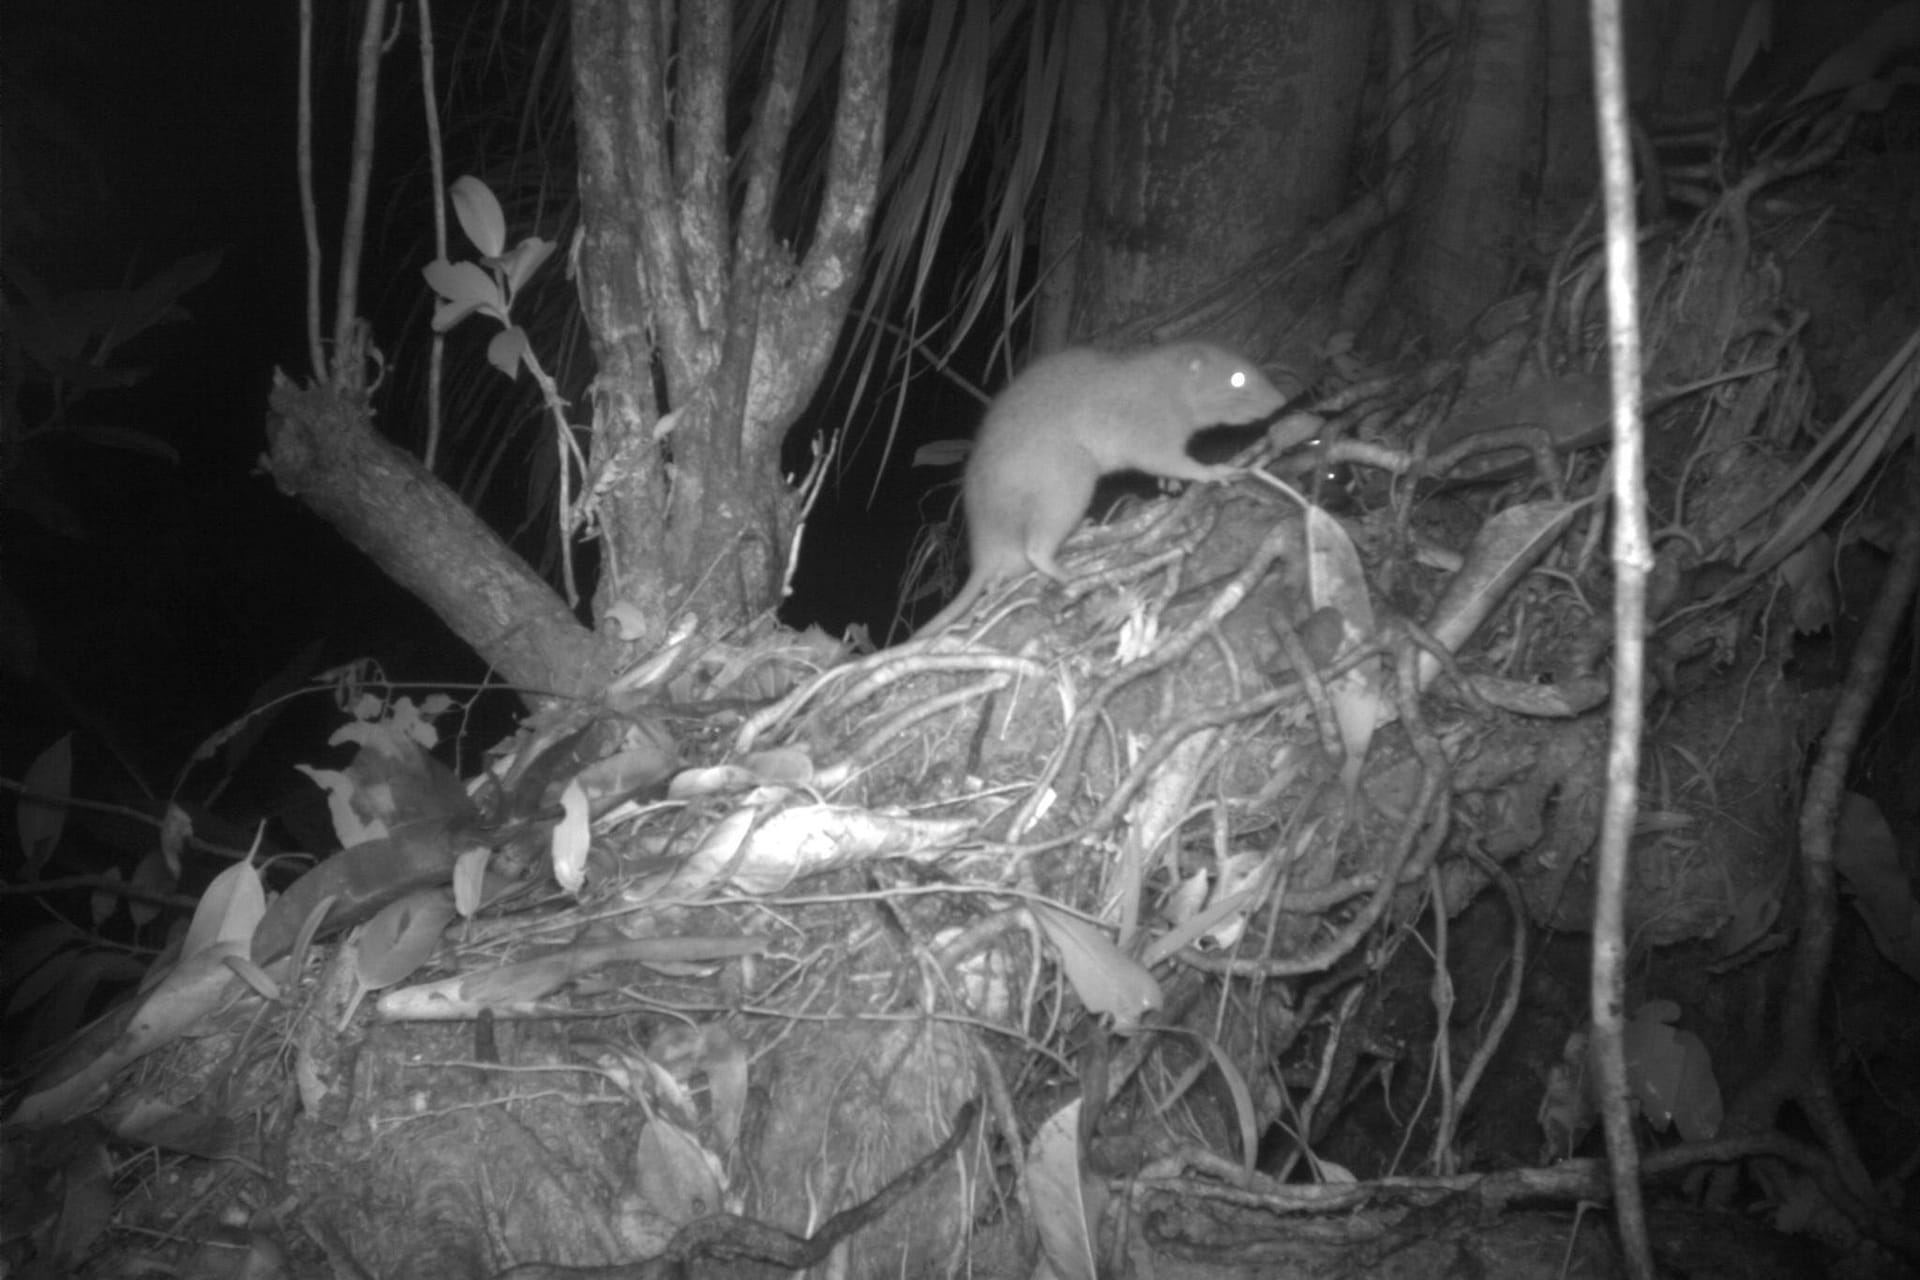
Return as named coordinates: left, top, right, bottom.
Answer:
left=571, top=0, right=896, bottom=641
left=1067, top=0, right=1377, bottom=360
left=1401, top=0, right=1547, bottom=348
left=268, top=0, right=898, bottom=700
left=264, top=377, right=612, bottom=698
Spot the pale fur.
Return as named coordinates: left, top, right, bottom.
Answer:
left=918, top=342, right=1284, bottom=636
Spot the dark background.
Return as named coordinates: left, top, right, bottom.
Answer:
left=3, top=0, right=950, bottom=813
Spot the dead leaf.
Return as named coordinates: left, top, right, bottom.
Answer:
left=354, top=890, right=456, bottom=990
left=1030, top=903, right=1162, bottom=1032
left=1027, top=1100, right=1098, bottom=1280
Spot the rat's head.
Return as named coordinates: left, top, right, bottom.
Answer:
left=1169, top=343, right=1287, bottom=428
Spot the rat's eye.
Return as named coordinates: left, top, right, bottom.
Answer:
left=1230, top=372, right=1247, bottom=389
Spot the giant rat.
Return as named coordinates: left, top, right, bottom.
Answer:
left=917, top=342, right=1285, bottom=636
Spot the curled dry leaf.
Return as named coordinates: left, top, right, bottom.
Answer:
left=646, top=801, right=974, bottom=897
left=1304, top=505, right=1380, bottom=790
left=549, top=779, right=592, bottom=894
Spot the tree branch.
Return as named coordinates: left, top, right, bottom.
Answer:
left=736, top=0, right=815, bottom=271
left=622, top=0, right=704, bottom=391
left=264, top=378, right=609, bottom=698
left=678, top=0, right=732, bottom=327
left=754, top=0, right=897, bottom=452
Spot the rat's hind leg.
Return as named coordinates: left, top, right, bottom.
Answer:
left=1019, top=467, right=1097, bottom=582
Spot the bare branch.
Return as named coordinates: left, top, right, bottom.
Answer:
left=617, top=0, right=703, bottom=386
left=799, top=0, right=894, bottom=297
left=678, top=0, right=732, bottom=326
left=735, top=0, right=816, bottom=270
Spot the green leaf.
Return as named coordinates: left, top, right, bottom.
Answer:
left=19, top=734, right=72, bottom=873
left=450, top=175, right=507, bottom=258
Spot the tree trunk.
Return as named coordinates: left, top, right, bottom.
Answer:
left=266, top=0, right=896, bottom=698
left=1401, top=0, right=1548, bottom=347
left=570, top=0, right=895, bottom=643
left=1540, top=0, right=1600, bottom=228
left=1060, top=0, right=1378, bottom=363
